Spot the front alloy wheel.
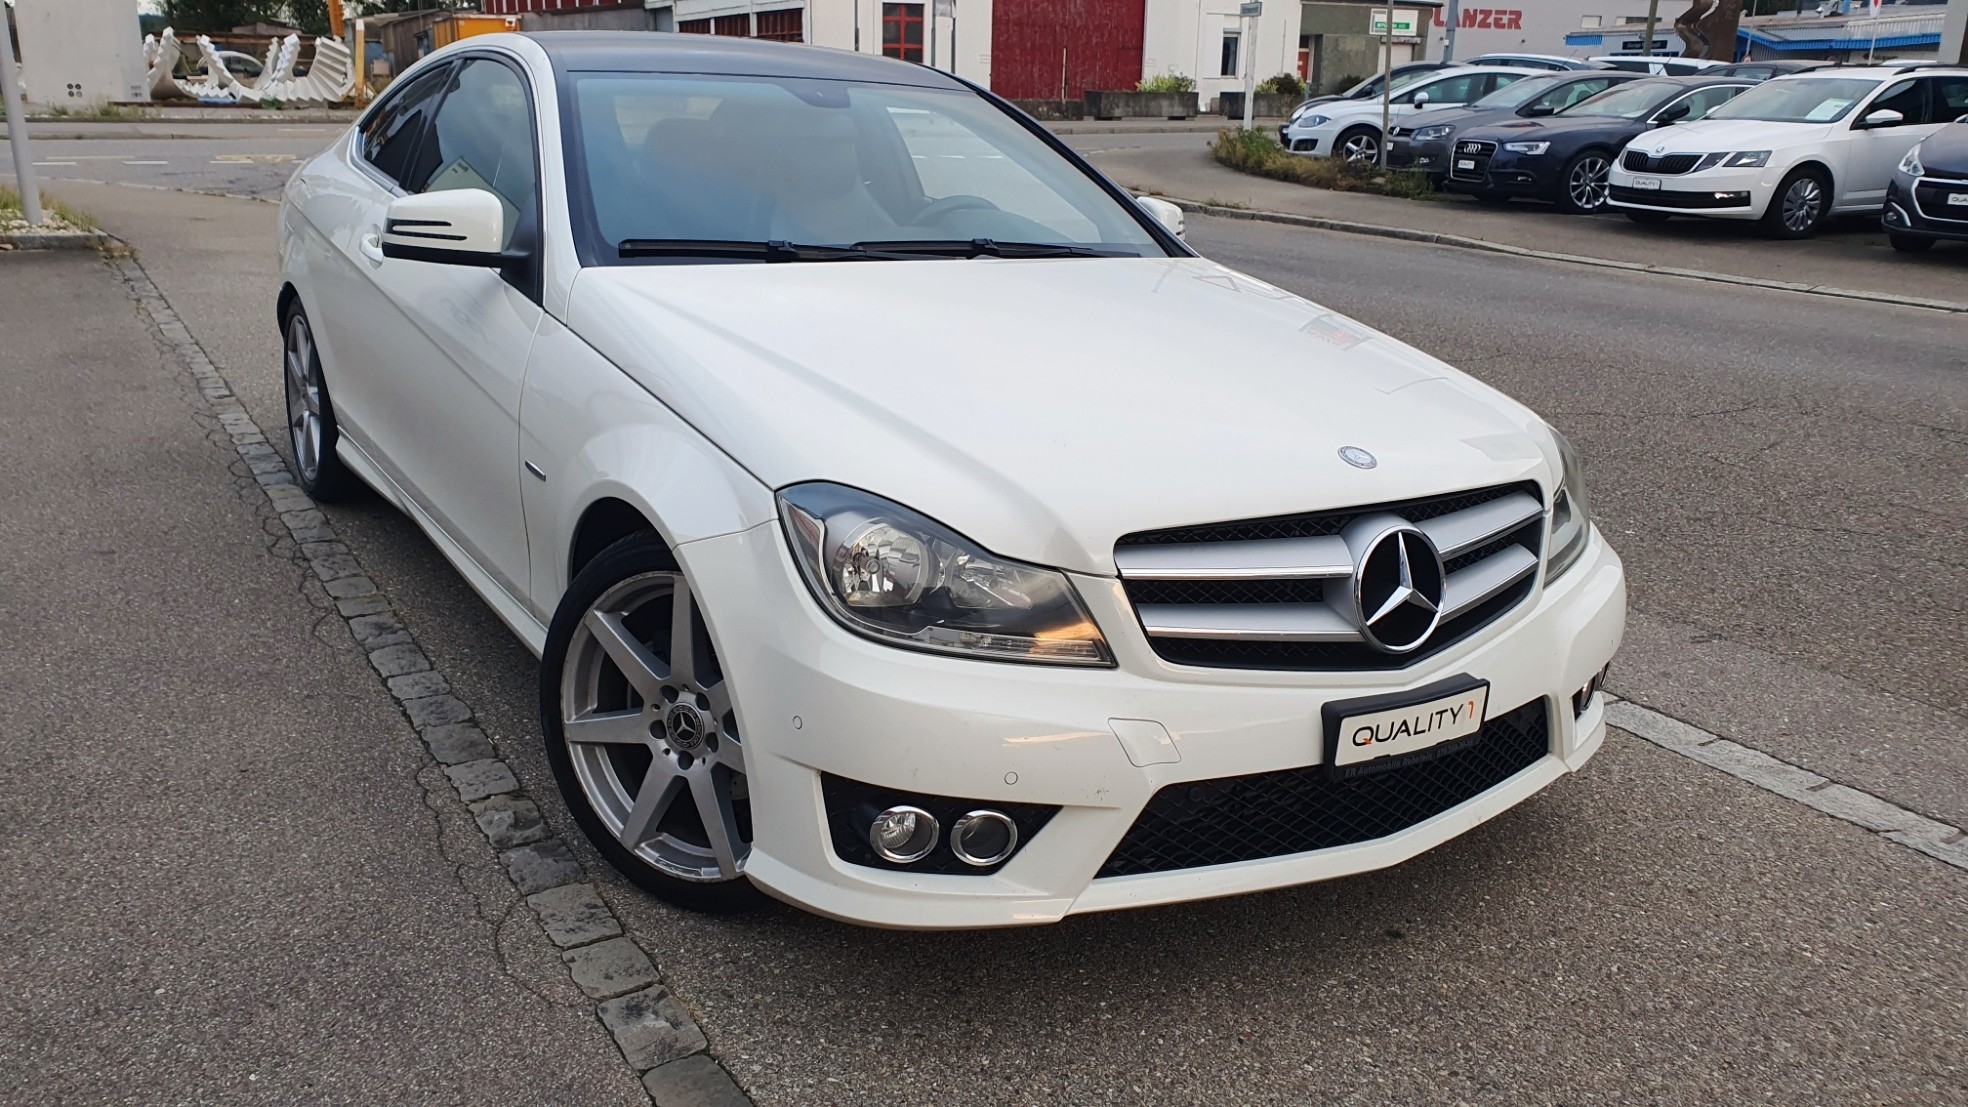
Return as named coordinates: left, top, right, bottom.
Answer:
left=1764, top=168, right=1828, bottom=239
left=542, top=532, right=763, bottom=912
left=1337, top=127, right=1381, bottom=164
left=1560, top=151, right=1612, bottom=214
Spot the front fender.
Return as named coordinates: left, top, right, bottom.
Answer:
left=520, top=312, right=776, bottom=625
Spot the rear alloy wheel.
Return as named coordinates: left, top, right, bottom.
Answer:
left=1558, top=150, right=1612, bottom=214
left=542, top=532, right=764, bottom=913
left=1337, top=126, right=1381, bottom=164
left=1763, top=167, right=1829, bottom=239
left=280, top=304, right=362, bottom=500
left=1888, top=231, right=1934, bottom=253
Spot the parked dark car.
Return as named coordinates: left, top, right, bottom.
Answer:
left=1444, top=76, right=1753, bottom=213
left=1708, top=59, right=1831, bottom=80
left=1387, top=71, right=1642, bottom=178
left=1883, top=117, right=1968, bottom=251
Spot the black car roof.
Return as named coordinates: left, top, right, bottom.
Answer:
left=523, top=30, right=965, bottom=89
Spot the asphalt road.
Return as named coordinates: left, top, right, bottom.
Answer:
left=6, top=182, right=1965, bottom=1106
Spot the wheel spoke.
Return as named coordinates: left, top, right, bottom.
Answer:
left=667, top=578, right=697, bottom=687
left=619, top=762, right=685, bottom=848
left=564, top=709, right=651, bottom=746
left=584, top=608, right=669, bottom=697
left=691, top=766, right=745, bottom=878
left=715, top=733, right=747, bottom=775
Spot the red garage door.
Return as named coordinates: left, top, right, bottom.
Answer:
left=990, top=0, right=1144, bottom=101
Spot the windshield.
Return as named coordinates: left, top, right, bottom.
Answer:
left=1561, top=81, right=1678, bottom=119
left=568, top=73, right=1168, bottom=261
left=1706, top=77, right=1881, bottom=123
left=1470, top=75, right=1560, bottom=110
left=1346, top=68, right=1436, bottom=99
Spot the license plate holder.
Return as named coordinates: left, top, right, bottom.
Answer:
left=1456, top=158, right=1476, bottom=171
left=1948, top=192, right=1968, bottom=207
left=1632, top=177, right=1661, bottom=191
left=1322, top=676, right=1491, bottom=781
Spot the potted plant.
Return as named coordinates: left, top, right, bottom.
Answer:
left=1085, top=73, right=1199, bottom=120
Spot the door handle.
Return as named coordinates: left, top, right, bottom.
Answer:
left=359, top=232, right=386, bottom=264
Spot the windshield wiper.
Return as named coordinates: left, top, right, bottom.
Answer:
left=852, top=239, right=1130, bottom=259
left=615, top=239, right=893, bottom=262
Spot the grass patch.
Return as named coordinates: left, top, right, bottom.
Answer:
left=0, top=184, right=98, bottom=233
left=1212, top=128, right=1441, bottom=201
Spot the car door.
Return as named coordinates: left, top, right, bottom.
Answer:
left=1843, top=79, right=1933, bottom=208
left=1404, top=72, right=1485, bottom=115
left=333, top=53, right=546, bottom=599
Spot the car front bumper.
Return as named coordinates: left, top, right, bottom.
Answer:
left=1606, top=163, right=1771, bottom=219
left=1281, top=120, right=1342, bottom=156
left=1884, top=174, right=1968, bottom=242
left=1387, top=135, right=1453, bottom=173
left=1444, top=147, right=1563, bottom=201
left=678, top=518, right=1627, bottom=929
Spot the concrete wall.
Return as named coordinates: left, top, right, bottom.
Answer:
left=1141, top=0, right=1301, bottom=104
left=519, top=8, right=657, bottom=30
left=1943, top=0, right=1967, bottom=64
left=14, top=0, right=147, bottom=107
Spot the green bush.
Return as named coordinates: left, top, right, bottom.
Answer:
left=1256, top=73, right=1307, bottom=98
left=1137, top=73, right=1197, bottom=94
left=1210, top=128, right=1439, bottom=202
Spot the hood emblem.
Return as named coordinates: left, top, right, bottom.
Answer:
left=1353, top=527, right=1446, bottom=653
left=1338, top=446, right=1377, bottom=470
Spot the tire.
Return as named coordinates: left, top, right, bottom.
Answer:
left=1336, top=125, right=1381, bottom=165
left=280, top=301, right=363, bottom=501
left=1556, top=149, right=1614, bottom=214
left=1888, top=231, right=1934, bottom=253
left=541, top=531, right=766, bottom=914
left=1762, top=167, right=1830, bottom=239
left=1625, top=210, right=1671, bottom=224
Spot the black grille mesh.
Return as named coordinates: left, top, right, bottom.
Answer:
left=1623, top=150, right=1700, bottom=174
left=1118, top=484, right=1529, bottom=547
left=1097, top=699, right=1550, bottom=877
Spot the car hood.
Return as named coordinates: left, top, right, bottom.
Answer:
left=1630, top=117, right=1832, bottom=152
left=567, top=258, right=1557, bottom=575
left=1461, top=114, right=1636, bottom=141
left=1918, top=120, right=1968, bottom=172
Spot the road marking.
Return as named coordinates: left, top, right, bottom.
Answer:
left=33, top=161, right=78, bottom=166
left=212, top=153, right=297, bottom=164
left=123, top=160, right=169, bottom=166
left=1606, top=699, right=1968, bottom=873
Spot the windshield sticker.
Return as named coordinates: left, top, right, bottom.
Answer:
left=1805, top=98, right=1853, bottom=121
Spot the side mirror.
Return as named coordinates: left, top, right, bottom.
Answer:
left=1412, top=91, right=1431, bottom=107
left=1136, top=195, right=1186, bottom=239
left=1858, top=107, right=1904, bottom=128
left=1652, top=102, right=1690, bottom=126
left=380, top=189, right=507, bottom=266
left=1524, top=103, right=1557, bottom=117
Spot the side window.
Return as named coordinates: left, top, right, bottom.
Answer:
left=1865, top=79, right=1926, bottom=125
left=1406, top=73, right=1479, bottom=104
left=405, top=57, right=538, bottom=250
left=1540, top=77, right=1610, bottom=111
left=1923, top=77, right=1968, bottom=123
left=357, top=64, right=451, bottom=188
left=1486, top=73, right=1530, bottom=96
left=1677, top=85, right=1744, bottom=122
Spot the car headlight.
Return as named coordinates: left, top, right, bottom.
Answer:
left=777, top=482, right=1112, bottom=666
left=1502, top=141, right=1549, bottom=155
left=1899, top=146, right=1924, bottom=178
left=1413, top=124, right=1454, bottom=141
left=1296, top=114, right=1330, bottom=128
left=1724, top=150, right=1770, bottom=168
left=1545, top=428, right=1593, bottom=582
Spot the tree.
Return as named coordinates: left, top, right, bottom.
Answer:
left=286, top=0, right=331, bottom=35
left=159, top=0, right=285, bottom=30
left=349, top=0, right=474, bottom=13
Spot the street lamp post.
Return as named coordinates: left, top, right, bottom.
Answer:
left=0, top=0, right=43, bottom=226
left=1239, top=0, right=1261, bottom=132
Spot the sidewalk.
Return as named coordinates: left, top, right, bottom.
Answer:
left=0, top=242, right=646, bottom=1101
left=1087, top=144, right=1968, bottom=307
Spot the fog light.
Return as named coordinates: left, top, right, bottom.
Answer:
left=1714, top=191, right=1750, bottom=203
left=1573, top=663, right=1611, bottom=718
left=868, top=806, right=939, bottom=863
left=1885, top=202, right=1909, bottom=227
left=948, top=810, right=1019, bottom=867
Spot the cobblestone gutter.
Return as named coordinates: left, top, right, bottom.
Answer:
left=110, top=251, right=754, bottom=1107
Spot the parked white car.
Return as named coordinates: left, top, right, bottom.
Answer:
left=1608, top=65, right=1968, bottom=236
left=277, top=33, right=1625, bottom=929
left=1282, top=66, right=1543, bottom=162
left=1591, top=55, right=1725, bottom=77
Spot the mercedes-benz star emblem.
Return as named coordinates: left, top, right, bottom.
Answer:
left=663, top=704, right=706, bottom=754
left=1338, top=446, right=1377, bottom=469
left=1353, top=527, right=1446, bottom=653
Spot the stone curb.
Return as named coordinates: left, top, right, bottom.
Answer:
left=1146, top=194, right=1968, bottom=315
left=0, top=229, right=107, bottom=251
left=108, top=254, right=755, bottom=1107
